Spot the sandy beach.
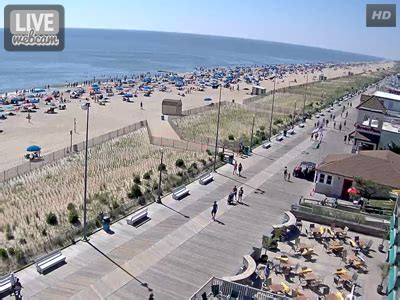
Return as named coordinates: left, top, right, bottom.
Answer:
left=0, top=61, right=394, bottom=172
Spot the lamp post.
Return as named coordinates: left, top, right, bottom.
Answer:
left=250, top=113, right=255, bottom=152
left=302, top=73, right=309, bottom=117
left=213, top=85, right=222, bottom=171
left=268, top=76, right=276, bottom=140
left=80, top=102, right=90, bottom=241
left=157, top=148, right=164, bottom=204
left=70, top=130, right=73, bottom=153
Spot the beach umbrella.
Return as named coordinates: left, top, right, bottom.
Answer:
left=26, top=145, right=41, bottom=152
left=204, top=97, right=212, bottom=101
left=347, top=187, right=358, bottom=195
left=25, top=94, right=35, bottom=98
left=4, top=105, right=15, bottom=111
left=33, top=88, right=45, bottom=93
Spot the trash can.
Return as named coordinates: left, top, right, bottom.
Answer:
left=102, top=216, right=110, bottom=232
left=243, top=146, right=250, bottom=156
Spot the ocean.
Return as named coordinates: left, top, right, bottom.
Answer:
left=0, top=28, right=381, bottom=92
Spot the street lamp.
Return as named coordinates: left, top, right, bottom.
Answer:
left=80, top=101, right=90, bottom=241
left=268, top=76, right=277, bottom=140
left=157, top=147, right=164, bottom=204
left=213, top=85, right=222, bottom=171
left=249, top=114, right=255, bottom=152
left=302, top=73, right=309, bottom=117
left=70, top=130, right=73, bottom=153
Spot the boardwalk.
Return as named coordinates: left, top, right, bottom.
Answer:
left=7, top=94, right=381, bottom=300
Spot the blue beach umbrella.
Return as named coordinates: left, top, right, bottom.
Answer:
left=26, top=145, right=41, bottom=152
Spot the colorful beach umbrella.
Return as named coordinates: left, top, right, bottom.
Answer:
left=347, top=187, right=358, bottom=194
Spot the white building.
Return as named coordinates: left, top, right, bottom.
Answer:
left=351, top=91, right=400, bottom=152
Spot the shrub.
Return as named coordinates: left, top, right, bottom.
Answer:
left=7, top=247, right=15, bottom=256
left=67, top=203, right=76, bottom=211
left=175, top=158, right=186, bottom=168
left=177, top=171, right=184, bottom=177
left=259, top=125, right=265, bottom=131
left=218, top=152, right=225, bottom=161
left=158, top=163, right=166, bottom=172
left=68, top=209, right=79, bottom=224
left=228, top=134, right=235, bottom=140
left=19, top=238, right=27, bottom=245
left=46, top=212, right=58, bottom=226
left=133, top=175, right=141, bottom=185
left=199, top=159, right=207, bottom=166
left=152, top=181, right=159, bottom=191
left=143, top=172, right=151, bottom=180
left=111, top=200, right=119, bottom=209
left=190, top=162, right=198, bottom=169
left=14, top=248, right=26, bottom=264
left=0, top=248, right=8, bottom=260
left=128, top=184, right=142, bottom=199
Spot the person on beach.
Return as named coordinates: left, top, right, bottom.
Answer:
left=233, top=186, right=238, bottom=201
left=283, top=166, right=288, bottom=181
left=140, top=101, right=143, bottom=109
left=238, top=187, right=244, bottom=203
left=233, top=161, right=238, bottom=175
left=211, top=201, right=218, bottom=220
left=238, top=163, right=243, bottom=177
left=26, top=113, right=31, bottom=123
left=334, top=122, right=336, bottom=129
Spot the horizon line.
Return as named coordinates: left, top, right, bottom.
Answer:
left=0, top=27, right=388, bottom=60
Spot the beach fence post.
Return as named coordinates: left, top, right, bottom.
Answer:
left=213, top=85, right=222, bottom=171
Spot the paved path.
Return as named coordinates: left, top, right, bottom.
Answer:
left=9, top=94, right=373, bottom=300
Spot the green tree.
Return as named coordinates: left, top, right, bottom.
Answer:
left=354, top=177, right=390, bottom=200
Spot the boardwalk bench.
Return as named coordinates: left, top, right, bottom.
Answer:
left=127, top=208, right=148, bottom=226
left=262, top=142, right=271, bottom=149
left=172, top=186, right=190, bottom=200
left=298, top=123, right=305, bottom=128
left=276, top=134, right=284, bottom=141
left=0, top=273, right=15, bottom=296
left=35, top=250, right=66, bottom=274
left=199, top=172, right=213, bottom=185
left=287, top=128, right=295, bottom=135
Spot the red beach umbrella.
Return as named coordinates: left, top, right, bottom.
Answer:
left=347, top=187, right=358, bottom=194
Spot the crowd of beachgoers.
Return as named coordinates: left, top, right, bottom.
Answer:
left=0, top=62, right=369, bottom=123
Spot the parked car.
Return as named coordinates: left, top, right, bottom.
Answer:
left=293, top=161, right=316, bottom=181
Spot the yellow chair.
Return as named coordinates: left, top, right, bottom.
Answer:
left=277, top=256, right=289, bottom=262
left=280, top=282, right=290, bottom=295
left=300, top=267, right=313, bottom=274
left=335, top=291, right=345, bottom=300
left=334, top=268, right=347, bottom=275
left=319, top=226, right=325, bottom=234
left=348, top=239, right=356, bottom=247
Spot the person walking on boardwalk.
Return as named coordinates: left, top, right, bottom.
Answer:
left=344, top=135, right=347, bottom=144
left=238, top=187, right=244, bottom=203
left=339, top=123, right=342, bottom=131
left=283, top=166, right=288, bottom=181
left=211, top=201, right=218, bottom=221
left=140, top=101, right=143, bottom=109
left=233, top=185, right=238, bottom=201
left=233, top=161, right=238, bottom=175
left=238, top=163, right=243, bottom=177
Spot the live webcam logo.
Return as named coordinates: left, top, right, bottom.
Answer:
left=366, top=4, right=396, bottom=27
left=4, top=5, right=65, bottom=51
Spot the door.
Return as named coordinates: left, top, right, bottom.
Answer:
left=341, top=179, right=353, bottom=200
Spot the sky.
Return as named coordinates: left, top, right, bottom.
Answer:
left=1, top=0, right=399, bottom=59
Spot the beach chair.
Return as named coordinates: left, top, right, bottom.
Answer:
left=361, top=240, right=373, bottom=254
left=281, top=282, right=290, bottom=295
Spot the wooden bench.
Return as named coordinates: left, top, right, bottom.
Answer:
left=172, top=186, right=190, bottom=200
left=287, top=128, right=295, bottom=135
left=199, top=172, right=213, bottom=185
left=0, top=273, right=15, bottom=296
left=262, top=142, right=272, bottom=149
left=276, top=134, right=284, bottom=141
left=298, top=123, right=305, bottom=128
left=35, top=250, right=66, bottom=274
left=126, top=208, right=148, bottom=226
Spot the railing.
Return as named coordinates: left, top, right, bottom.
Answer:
left=0, top=120, right=147, bottom=182
left=189, top=277, right=290, bottom=300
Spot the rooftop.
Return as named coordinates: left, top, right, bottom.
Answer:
left=357, top=94, right=386, bottom=113
left=374, top=91, right=400, bottom=102
left=316, top=150, right=400, bottom=189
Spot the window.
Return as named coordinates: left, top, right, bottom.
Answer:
left=326, top=175, right=332, bottom=185
left=318, top=173, right=325, bottom=183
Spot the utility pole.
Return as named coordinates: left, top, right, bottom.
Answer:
left=213, top=85, right=222, bottom=171
left=268, top=76, right=277, bottom=140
